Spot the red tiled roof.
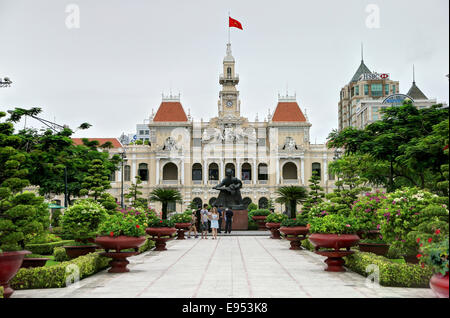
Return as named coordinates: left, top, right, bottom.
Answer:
left=72, top=138, right=122, bottom=148
left=272, top=102, right=307, bottom=122
left=153, top=102, right=188, bottom=122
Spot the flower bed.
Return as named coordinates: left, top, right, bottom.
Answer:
left=10, top=252, right=110, bottom=290
left=344, top=252, right=433, bottom=288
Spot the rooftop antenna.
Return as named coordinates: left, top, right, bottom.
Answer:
left=361, top=42, right=364, bottom=62
left=413, top=64, right=416, bottom=84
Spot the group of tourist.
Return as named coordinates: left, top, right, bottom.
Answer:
left=187, top=204, right=234, bottom=239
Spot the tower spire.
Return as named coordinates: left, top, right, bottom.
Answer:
left=413, top=64, right=416, bottom=84
left=361, top=42, right=364, bottom=62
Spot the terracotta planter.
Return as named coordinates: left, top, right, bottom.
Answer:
left=358, top=242, right=390, bottom=256
left=309, top=233, right=360, bottom=272
left=252, top=216, right=268, bottom=230
left=0, top=250, right=31, bottom=298
left=279, top=226, right=309, bottom=250
left=266, top=222, right=281, bottom=239
left=146, top=227, right=177, bottom=251
left=175, top=223, right=192, bottom=240
left=21, top=257, right=50, bottom=268
left=63, top=245, right=97, bottom=259
left=430, top=273, right=449, bottom=298
left=95, top=236, right=146, bottom=273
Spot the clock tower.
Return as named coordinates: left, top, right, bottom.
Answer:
left=218, top=42, right=241, bottom=118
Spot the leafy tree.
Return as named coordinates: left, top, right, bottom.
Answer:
left=275, top=186, right=308, bottom=218
left=149, top=188, right=182, bottom=219
left=302, top=170, right=325, bottom=214
left=125, top=176, right=147, bottom=208
left=79, top=159, right=112, bottom=200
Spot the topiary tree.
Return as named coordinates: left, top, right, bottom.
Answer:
left=79, top=159, right=111, bottom=200
left=302, top=170, right=325, bottom=214
left=125, top=176, right=147, bottom=208
left=149, top=188, right=182, bottom=220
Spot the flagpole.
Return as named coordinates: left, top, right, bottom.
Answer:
left=228, top=11, right=230, bottom=44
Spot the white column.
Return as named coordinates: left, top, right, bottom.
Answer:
left=300, top=157, right=305, bottom=185
left=181, top=159, right=185, bottom=185
left=131, top=155, right=136, bottom=181
left=203, top=160, right=208, bottom=184
left=276, top=158, right=280, bottom=184
left=253, top=159, right=257, bottom=184
left=323, top=159, right=328, bottom=183
left=236, top=160, right=241, bottom=179
left=220, top=160, right=225, bottom=180
left=156, top=158, right=160, bottom=185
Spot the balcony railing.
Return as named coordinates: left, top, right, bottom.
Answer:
left=162, top=180, right=178, bottom=185
left=208, top=180, right=219, bottom=185
left=283, top=179, right=298, bottom=184
left=192, top=180, right=202, bottom=185
left=258, top=180, right=268, bottom=184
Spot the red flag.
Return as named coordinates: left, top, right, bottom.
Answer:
left=229, top=16, right=243, bottom=30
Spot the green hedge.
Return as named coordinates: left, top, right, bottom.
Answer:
left=25, top=240, right=75, bottom=255
left=10, top=252, right=110, bottom=290
left=53, top=247, right=70, bottom=262
left=344, top=252, right=433, bottom=288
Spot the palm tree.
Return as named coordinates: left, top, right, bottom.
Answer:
left=275, top=186, right=308, bottom=218
left=149, top=188, right=183, bottom=219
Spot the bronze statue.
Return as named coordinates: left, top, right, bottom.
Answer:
left=212, top=168, right=244, bottom=209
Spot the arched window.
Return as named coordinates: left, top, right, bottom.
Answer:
left=282, top=162, right=297, bottom=180
left=208, top=163, right=219, bottom=180
left=124, top=165, right=131, bottom=182
left=258, top=163, right=268, bottom=180
left=312, top=162, right=321, bottom=180
left=192, top=163, right=202, bottom=181
left=109, top=171, right=116, bottom=182
left=227, top=67, right=232, bottom=78
left=209, top=197, right=217, bottom=207
left=192, top=197, right=203, bottom=209
left=167, top=201, right=176, bottom=212
left=138, top=163, right=148, bottom=181
left=163, top=162, right=178, bottom=180
left=241, top=163, right=251, bottom=181
left=225, top=163, right=235, bottom=177
left=242, top=197, right=252, bottom=208
left=258, top=197, right=268, bottom=209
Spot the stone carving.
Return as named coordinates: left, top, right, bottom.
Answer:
left=212, top=168, right=244, bottom=209
left=202, top=128, right=224, bottom=143
left=283, top=137, right=298, bottom=151
left=162, top=137, right=179, bottom=151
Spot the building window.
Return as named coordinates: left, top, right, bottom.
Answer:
left=328, top=173, right=335, bottom=181
left=145, top=130, right=149, bottom=135
left=312, top=162, right=321, bottom=180
left=258, top=163, right=268, bottom=180
left=351, top=87, right=354, bottom=97
left=371, top=84, right=383, bottom=97
left=109, top=171, right=116, bottom=182
left=139, top=130, right=145, bottom=135
left=208, top=163, right=219, bottom=180
left=282, top=162, right=297, bottom=180
left=192, top=163, right=202, bottom=181
left=242, top=197, right=252, bottom=208
left=138, top=163, right=148, bottom=181
left=225, top=163, right=235, bottom=177
left=384, top=84, right=389, bottom=95
left=209, top=197, right=217, bottom=207
left=192, top=197, right=203, bottom=209
left=258, top=197, right=268, bottom=209
left=227, top=67, right=232, bottom=78
left=372, top=106, right=378, bottom=112
left=258, top=138, right=266, bottom=146
left=355, top=86, right=359, bottom=96
left=124, top=165, right=131, bottom=182
left=241, top=163, right=252, bottom=181
left=167, top=201, right=176, bottom=212
left=364, top=84, right=369, bottom=95
left=162, top=162, right=178, bottom=181
left=392, top=85, right=396, bottom=94
left=373, top=114, right=378, bottom=120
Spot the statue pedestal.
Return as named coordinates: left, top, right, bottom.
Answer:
left=229, top=209, right=248, bottom=230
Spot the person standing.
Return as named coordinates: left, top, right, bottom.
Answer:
left=210, top=207, right=219, bottom=240
left=217, top=205, right=224, bottom=234
left=187, top=210, right=198, bottom=239
left=200, top=204, right=210, bottom=239
left=224, top=208, right=234, bottom=234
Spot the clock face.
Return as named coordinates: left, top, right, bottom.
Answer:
left=226, top=100, right=233, bottom=107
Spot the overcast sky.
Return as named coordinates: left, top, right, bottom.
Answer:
left=0, top=0, right=448, bottom=143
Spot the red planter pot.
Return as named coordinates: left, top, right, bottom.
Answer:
left=21, top=258, right=50, bottom=268
left=309, top=233, right=360, bottom=272
left=63, top=245, right=97, bottom=259
left=430, top=273, right=449, bottom=298
left=146, top=227, right=177, bottom=251
left=175, top=223, right=192, bottom=240
left=95, top=236, right=146, bottom=273
left=252, top=216, right=268, bottom=231
left=0, top=250, right=31, bottom=298
left=266, top=222, right=281, bottom=239
left=358, top=242, right=390, bottom=256
left=279, top=226, right=309, bottom=250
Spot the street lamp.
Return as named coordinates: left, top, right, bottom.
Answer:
left=118, top=147, right=127, bottom=208
left=0, top=77, right=12, bottom=88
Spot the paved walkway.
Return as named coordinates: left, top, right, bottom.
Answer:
left=12, top=236, right=434, bottom=298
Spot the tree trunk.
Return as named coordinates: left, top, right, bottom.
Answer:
left=289, top=200, right=296, bottom=219
left=162, top=202, right=168, bottom=220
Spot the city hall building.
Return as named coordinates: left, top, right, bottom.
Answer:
left=103, top=43, right=337, bottom=212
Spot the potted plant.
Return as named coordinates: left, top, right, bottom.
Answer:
left=265, top=213, right=288, bottom=239
left=61, top=199, right=108, bottom=259
left=279, top=212, right=309, bottom=249
left=171, top=212, right=193, bottom=240
left=417, top=231, right=449, bottom=298
left=146, top=219, right=176, bottom=251
left=308, top=214, right=361, bottom=272
left=250, top=209, right=271, bottom=230
left=0, top=190, right=49, bottom=298
left=95, top=214, right=147, bottom=273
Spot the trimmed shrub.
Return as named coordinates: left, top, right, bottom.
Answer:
left=25, top=240, right=75, bottom=255
left=344, top=252, right=433, bottom=288
left=10, top=252, right=110, bottom=290
left=301, top=239, right=315, bottom=251
left=53, top=246, right=69, bottom=262
left=248, top=220, right=258, bottom=230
